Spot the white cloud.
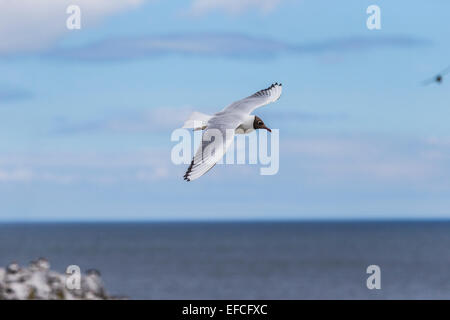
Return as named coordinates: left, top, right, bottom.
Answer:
left=282, top=136, right=450, bottom=185
left=0, top=0, right=144, bottom=54
left=189, top=0, right=283, bottom=15
left=54, top=106, right=195, bottom=134
left=2, top=135, right=450, bottom=188
left=0, top=151, right=172, bottom=184
left=49, top=33, right=428, bottom=61
left=0, top=168, right=33, bottom=182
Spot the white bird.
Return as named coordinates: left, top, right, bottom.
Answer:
left=182, top=83, right=282, bottom=181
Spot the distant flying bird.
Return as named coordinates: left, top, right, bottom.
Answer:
left=422, top=66, right=450, bottom=85
left=182, top=83, right=282, bottom=181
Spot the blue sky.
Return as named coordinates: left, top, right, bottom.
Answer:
left=1, top=0, right=450, bottom=221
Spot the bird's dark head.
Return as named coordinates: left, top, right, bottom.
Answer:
left=253, top=116, right=271, bottom=132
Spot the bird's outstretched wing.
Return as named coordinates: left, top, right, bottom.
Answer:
left=183, top=117, right=238, bottom=182
left=421, top=77, right=438, bottom=86
left=441, top=66, right=450, bottom=76
left=222, top=83, right=282, bottom=115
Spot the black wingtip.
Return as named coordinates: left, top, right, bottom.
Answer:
left=183, top=158, right=195, bottom=182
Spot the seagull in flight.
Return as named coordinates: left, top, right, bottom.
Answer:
left=422, top=66, right=450, bottom=85
left=182, top=83, right=282, bottom=181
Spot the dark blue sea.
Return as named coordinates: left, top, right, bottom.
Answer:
left=1, top=221, right=450, bottom=299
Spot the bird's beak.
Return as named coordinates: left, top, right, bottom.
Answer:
left=263, top=125, right=272, bottom=133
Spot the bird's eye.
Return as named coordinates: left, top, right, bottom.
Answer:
left=258, top=121, right=262, bottom=125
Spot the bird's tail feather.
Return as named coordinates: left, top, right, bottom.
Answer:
left=182, top=111, right=212, bottom=130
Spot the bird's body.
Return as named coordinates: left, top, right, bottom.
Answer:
left=182, top=83, right=282, bottom=181
left=235, top=115, right=257, bottom=134
left=422, top=66, right=450, bottom=85
left=185, top=112, right=255, bottom=134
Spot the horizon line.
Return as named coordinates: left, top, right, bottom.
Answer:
left=1, top=217, right=450, bottom=224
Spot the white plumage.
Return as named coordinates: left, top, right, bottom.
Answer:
left=183, top=83, right=282, bottom=181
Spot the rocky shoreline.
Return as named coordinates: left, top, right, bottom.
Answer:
left=0, top=258, right=122, bottom=300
